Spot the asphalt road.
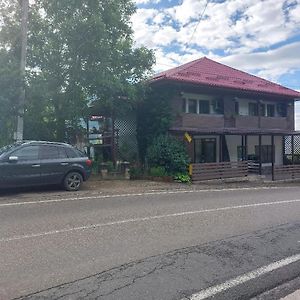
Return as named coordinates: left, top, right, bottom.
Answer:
left=0, top=185, right=300, bottom=299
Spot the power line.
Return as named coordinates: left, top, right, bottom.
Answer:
left=186, top=0, right=210, bottom=46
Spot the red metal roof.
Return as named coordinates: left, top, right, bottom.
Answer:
left=151, top=57, right=300, bottom=98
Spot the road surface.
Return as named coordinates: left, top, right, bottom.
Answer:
left=0, top=184, right=300, bottom=299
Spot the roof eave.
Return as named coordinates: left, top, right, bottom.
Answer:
left=151, top=77, right=300, bottom=99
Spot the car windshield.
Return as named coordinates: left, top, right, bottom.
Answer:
left=0, top=143, right=19, bottom=155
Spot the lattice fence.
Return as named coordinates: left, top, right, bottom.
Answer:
left=283, top=135, right=300, bottom=164
left=114, top=114, right=138, bottom=162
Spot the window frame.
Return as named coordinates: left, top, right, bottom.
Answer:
left=199, top=100, right=210, bottom=114
left=11, top=145, right=40, bottom=161
left=266, top=104, right=275, bottom=117
left=248, top=102, right=259, bottom=116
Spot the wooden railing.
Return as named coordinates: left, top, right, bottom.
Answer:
left=190, top=161, right=248, bottom=182
left=274, top=165, right=300, bottom=180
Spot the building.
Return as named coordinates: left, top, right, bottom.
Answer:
left=150, top=57, right=300, bottom=180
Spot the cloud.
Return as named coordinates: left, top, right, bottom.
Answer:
left=132, top=0, right=300, bottom=85
left=218, top=42, right=300, bottom=81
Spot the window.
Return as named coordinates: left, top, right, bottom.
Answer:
left=182, top=99, right=187, bottom=113
left=235, top=102, right=239, bottom=115
left=249, top=103, right=258, bottom=116
left=12, top=146, right=39, bottom=161
left=237, top=146, right=246, bottom=161
left=188, top=99, right=197, bottom=113
left=260, top=104, right=266, bottom=116
left=277, top=103, right=287, bottom=117
left=267, top=104, right=275, bottom=117
left=39, top=146, right=67, bottom=160
left=255, top=145, right=274, bottom=163
left=65, top=147, right=78, bottom=158
left=199, top=100, right=210, bottom=114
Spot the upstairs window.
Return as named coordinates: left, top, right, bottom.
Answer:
left=260, top=104, right=266, bottom=116
left=277, top=103, right=287, bottom=117
left=235, top=102, right=239, bottom=115
left=267, top=104, right=275, bottom=117
left=199, top=100, right=210, bottom=114
left=188, top=99, right=197, bottom=114
left=182, top=99, right=187, bottom=113
left=249, top=103, right=258, bottom=116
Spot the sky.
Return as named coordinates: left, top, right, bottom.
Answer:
left=131, top=0, right=300, bottom=128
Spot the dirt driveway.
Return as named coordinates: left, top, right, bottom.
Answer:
left=0, top=175, right=299, bottom=203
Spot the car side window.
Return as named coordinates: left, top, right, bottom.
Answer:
left=39, top=145, right=68, bottom=160
left=12, top=146, right=39, bottom=161
left=65, top=148, right=78, bottom=158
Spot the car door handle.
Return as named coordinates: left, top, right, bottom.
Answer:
left=32, top=164, right=40, bottom=168
left=61, top=162, right=69, bottom=166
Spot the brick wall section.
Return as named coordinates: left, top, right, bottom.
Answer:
left=234, top=116, right=258, bottom=128
left=223, top=96, right=236, bottom=127
left=287, top=102, right=295, bottom=130
left=182, top=114, right=224, bottom=128
left=169, top=94, right=294, bottom=130
left=260, top=117, right=288, bottom=130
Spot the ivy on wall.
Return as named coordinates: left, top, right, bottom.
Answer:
left=136, top=85, right=179, bottom=162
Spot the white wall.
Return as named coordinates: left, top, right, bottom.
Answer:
left=225, top=135, right=283, bottom=165
left=193, top=134, right=283, bottom=165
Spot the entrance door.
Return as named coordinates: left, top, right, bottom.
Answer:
left=195, top=138, right=216, bottom=163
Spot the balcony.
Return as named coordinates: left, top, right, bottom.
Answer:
left=173, top=113, right=224, bottom=129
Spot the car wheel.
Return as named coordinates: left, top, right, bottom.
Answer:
left=63, top=172, right=83, bottom=191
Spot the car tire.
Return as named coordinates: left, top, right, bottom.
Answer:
left=63, top=172, right=83, bottom=191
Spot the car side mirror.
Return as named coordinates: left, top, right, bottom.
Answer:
left=8, top=156, right=18, bottom=162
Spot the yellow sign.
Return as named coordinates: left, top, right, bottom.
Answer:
left=184, top=132, right=192, bottom=143
left=189, top=164, right=193, bottom=176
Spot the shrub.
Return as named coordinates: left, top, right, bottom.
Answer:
left=173, top=173, right=191, bottom=184
left=129, top=166, right=144, bottom=179
left=146, top=135, right=190, bottom=175
left=149, top=166, right=167, bottom=177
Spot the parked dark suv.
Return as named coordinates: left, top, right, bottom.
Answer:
left=0, top=141, right=92, bottom=191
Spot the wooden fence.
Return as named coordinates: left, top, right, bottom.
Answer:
left=190, top=161, right=248, bottom=182
left=274, top=165, right=300, bottom=181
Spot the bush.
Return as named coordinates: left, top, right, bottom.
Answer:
left=146, top=135, right=190, bottom=175
left=173, top=173, right=191, bottom=184
left=149, top=166, right=167, bottom=177
left=129, top=166, right=144, bottom=179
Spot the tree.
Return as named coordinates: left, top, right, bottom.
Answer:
left=136, top=86, right=178, bottom=161
left=0, top=0, right=155, bottom=142
left=146, top=135, right=190, bottom=175
left=0, top=49, right=21, bottom=146
left=26, top=0, right=154, bottom=141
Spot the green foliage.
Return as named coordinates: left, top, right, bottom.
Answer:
left=106, top=161, right=115, bottom=173
left=0, top=0, right=155, bottom=143
left=137, top=86, right=178, bottom=161
left=119, top=142, right=137, bottom=162
left=0, top=49, right=21, bottom=146
left=129, top=166, right=144, bottom=179
left=173, top=173, right=191, bottom=184
left=149, top=166, right=167, bottom=177
left=146, top=135, right=190, bottom=175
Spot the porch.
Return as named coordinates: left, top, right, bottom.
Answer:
left=171, top=128, right=300, bottom=182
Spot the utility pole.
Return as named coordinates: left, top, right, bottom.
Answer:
left=15, top=0, right=29, bottom=141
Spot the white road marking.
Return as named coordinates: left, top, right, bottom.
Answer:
left=0, top=186, right=292, bottom=207
left=185, top=253, right=300, bottom=300
left=1, top=198, right=300, bottom=242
